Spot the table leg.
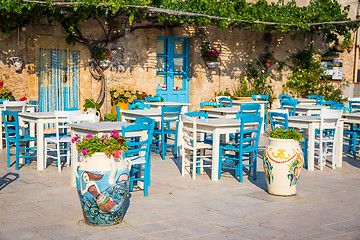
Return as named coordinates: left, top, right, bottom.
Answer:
left=70, top=130, right=78, bottom=187
left=308, top=122, right=315, bottom=171
left=260, top=103, right=265, bottom=133
left=211, top=129, right=220, bottom=181
left=37, top=119, right=45, bottom=170
left=0, top=112, right=3, bottom=149
left=336, top=121, right=344, bottom=168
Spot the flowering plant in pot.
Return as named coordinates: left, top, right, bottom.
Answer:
left=263, top=51, right=276, bottom=67
left=263, top=128, right=304, bottom=196
left=93, top=46, right=112, bottom=68
left=201, top=41, right=220, bottom=69
left=72, top=130, right=131, bottom=226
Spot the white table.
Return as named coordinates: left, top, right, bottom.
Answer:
left=121, top=109, right=163, bottom=123
left=182, top=118, right=246, bottom=181
left=288, top=116, right=344, bottom=171
left=200, top=105, right=265, bottom=133
left=233, top=100, right=268, bottom=122
left=342, top=112, right=360, bottom=124
left=295, top=98, right=316, bottom=104
left=18, top=112, right=67, bottom=171
left=68, top=122, right=137, bottom=187
left=148, top=102, right=191, bottom=113
left=283, top=104, right=324, bottom=116
left=0, top=104, right=37, bottom=149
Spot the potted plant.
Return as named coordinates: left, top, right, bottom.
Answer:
left=0, top=81, right=13, bottom=100
left=104, top=113, right=118, bottom=122
left=83, top=98, right=100, bottom=121
left=93, top=46, right=112, bottom=69
left=263, top=51, right=276, bottom=67
left=72, top=130, right=131, bottom=226
left=263, top=128, right=304, bottom=196
left=201, top=41, right=220, bottom=69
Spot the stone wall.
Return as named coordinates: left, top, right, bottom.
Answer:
left=0, top=14, right=357, bottom=112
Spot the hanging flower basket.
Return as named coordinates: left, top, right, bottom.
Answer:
left=205, top=61, right=218, bottom=69
left=99, top=59, right=110, bottom=69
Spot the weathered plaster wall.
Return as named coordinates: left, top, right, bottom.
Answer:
left=0, top=16, right=356, bottom=112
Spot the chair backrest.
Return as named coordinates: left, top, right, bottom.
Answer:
left=309, top=95, right=323, bottom=105
left=215, top=95, right=231, bottom=104
left=3, top=101, right=26, bottom=113
left=115, top=105, right=121, bottom=121
left=122, top=123, right=154, bottom=161
left=29, top=100, right=39, bottom=112
left=145, top=96, right=161, bottom=102
left=280, top=99, right=298, bottom=116
left=129, top=103, right=150, bottom=110
left=238, top=114, right=263, bottom=149
left=349, top=100, right=360, bottom=113
left=68, top=112, right=96, bottom=123
left=269, top=110, right=289, bottom=131
left=279, top=94, right=292, bottom=101
left=181, top=114, right=200, bottom=149
left=64, top=107, right=81, bottom=111
left=132, top=99, right=144, bottom=104
left=2, top=110, right=21, bottom=141
left=319, top=108, right=342, bottom=140
left=331, top=102, right=344, bottom=110
left=219, top=97, right=233, bottom=108
left=0, top=99, right=9, bottom=104
left=200, top=101, right=219, bottom=109
left=135, top=117, right=156, bottom=130
left=185, top=111, right=208, bottom=119
left=251, top=94, right=269, bottom=101
left=239, top=103, right=261, bottom=117
left=321, top=100, right=338, bottom=107
left=161, top=106, right=182, bottom=130
left=54, top=110, right=82, bottom=139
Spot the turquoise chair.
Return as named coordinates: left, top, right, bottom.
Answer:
left=29, top=100, right=39, bottom=112
left=200, top=101, right=219, bottom=109
left=309, top=95, right=323, bottom=105
left=185, top=111, right=208, bottom=119
left=239, top=103, right=261, bottom=117
left=218, top=97, right=232, bottom=108
left=252, top=94, right=269, bottom=130
left=321, top=100, right=338, bottom=108
left=145, top=96, right=161, bottom=102
left=115, top=105, right=121, bottom=121
left=268, top=110, right=308, bottom=169
left=132, top=99, right=144, bottom=104
left=153, top=106, right=182, bottom=160
left=122, top=123, right=154, bottom=196
left=281, top=99, right=298, bottom=116
left=279, top=94, right=292, bottom=102
left=218, top=114, right=263, bottom=182
left=2, top=110, right=37, bottom=170
left=343, top=100, right=360, bottom=158
left=0, top=99, right=9, bottom=104
left=349, top=100, right=360, bottom=113
left=129, top=103, right=150, bottom=110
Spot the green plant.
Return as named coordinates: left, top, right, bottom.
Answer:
left=104, top=113, right=118, bottom=121
left=284, top=48, right=347, bottom=103
left=71, top=130, right=128, bottom=158
left=83, top=98, right=100, bottom=111
left=93, top=46, right=112, bottom=61
left=110, top=86, right=153, bottom=104
left=0, top=86, right=12, bottom=100
left=201, top=41, right=220, bottom=62
left=269, top=128, right=302, bottom=141
left=214, top=88, right=233, bottom=99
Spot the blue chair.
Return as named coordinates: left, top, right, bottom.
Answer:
left=200, top=101, right=219, bottom=109
left=153, top=106, right=182, bottom=160
left=268, top=110, right=308, bottom=169
left=2, top=110, right=37, bottom=170
left=239, top=103, right=261, bottom=117
left=281, top=99, right=298, bottom=116
left=321, top=100, right=338, bottom=108
left=218, top=115, right=263, bottom=182
left=129, top=103, right=150, bottom=110
left=279, top=94, right=292, bottom=101
left=145, top=96, right=161, bottom=102
left=349, top=100, right=360, bottom=113
left=29, top=100, right=39, bottom=112
left=343, top=100, right=360, bottom=158
left=185, top=111, right=208, bottom=119
left=0, top=99, right=9, bottom=104
left=309, top=95, right=323, bottom=105
left=132, top=99, right=144, bottom=104
left=64, top=107, right=80, bottom=111
left=252, top=95, right=269, bottom=130
left=122, top=123, right=154, bottom=196
left=115, top=105, right=121, bottom=121
left=218, top=97, right=233, bottom=108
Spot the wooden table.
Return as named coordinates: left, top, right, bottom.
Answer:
left=68, top=122, right=137, bottom=187
left=182, top=118, right=253, bottom=181
left=288, top=116, right=344, bottom=171
left=147, top=102, right=191, bottom=113
left=0, top=104, right=37, bottom=149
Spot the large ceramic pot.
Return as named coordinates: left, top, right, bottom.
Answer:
left=85, top=108, right=100, bottom=122
left=205, top=61, right=218, bottom=69
left=75, top=152, right=131, bottom=226
left=111, top=102, right=129, bottom=120
left=263, top=138, right=304, bottom=196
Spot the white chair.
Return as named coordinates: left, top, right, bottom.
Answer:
left=44, top=110, right=82, bottom=172
left=3, top=101, right=26, bottom=112
left=315, top=108, right=342, bottom=170
left=181, top=115, right=212, bottom=179
left=215, top=95, right=231, bottom=105
left=68, top=112, right=96, bottom=123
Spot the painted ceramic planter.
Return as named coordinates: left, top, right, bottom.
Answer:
left=99, top=60, right=110, bottom=69
left=263, top=137, right=304, bottom=196
left=75, top=152, right=131, bottom=226
left=84, top=108, right=100, bottom=122
left=205, top=61, right=218, bottom=69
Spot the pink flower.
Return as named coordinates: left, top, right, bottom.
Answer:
left=85, top=134, right=93, bottom=139
left=102, top=135, right=108, bottom=139
left=266, top=63, right=270, bottom=67
left=113, top=150, right=122, bottom=158
left=111, top=129, right=119, bottom=139
left=71, top=136, right=80, bottom=143
left=272, top=51, right=274, bottom=54
left=261, top=70, right=265, bottom=73
left=226, top=89, right=230, bottom=93
left=82, top=148, right=89, bottom=155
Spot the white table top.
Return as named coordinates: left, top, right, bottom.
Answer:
left=121, top=109, right=161, bottom=116
left=68, top=122, right=133, bottom=132
left=343, top=112, right=360, bottom=118
left=232, top=100, right=268, bottom=104
left=18, top=112, right=56, bottom=119
left=200, top=106, right=240, bottom=113
left=147, top=102, right=191, bottom=106
left=195, top=118, right=241, bottom=127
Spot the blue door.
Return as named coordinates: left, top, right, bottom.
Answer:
left=38, top=48, right=79, bottom=112
left=156, top=37, right=189, bottom=102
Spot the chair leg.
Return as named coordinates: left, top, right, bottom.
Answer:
left=181, top=147, right=186, bottom=176
left=319, top=142, right=323, bottom=171
left=161, top=134, right=166, bottom=160
left=238, top=159, right=243, bottom=183
left=7, top=143, right=11, bottom=168
left=25, top=142, right=30, bottom=165
left=253, top=152, right=257, bottom=180
left=15, top=143, right=20, bottom=170
left=192, top=150, right=197, bottom=180
left=57, top=142, right=62, bottom=172
left=218, top=150, right=223, bottom=180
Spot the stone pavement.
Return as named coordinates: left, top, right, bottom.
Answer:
left=0, top=134, right=360, bottom=240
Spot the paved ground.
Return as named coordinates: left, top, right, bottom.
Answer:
left=0, top=133, right=360, bottom=240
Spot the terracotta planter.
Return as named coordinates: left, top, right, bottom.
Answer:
left=75, top=152, right=131, bottom=226
left=205, top=61, right=218, bottom=69
left=111, top=102, right=129, bottom=120
left=263, top=138, right=304, bottom=196
left=263, top=58, right=276, bottom=67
